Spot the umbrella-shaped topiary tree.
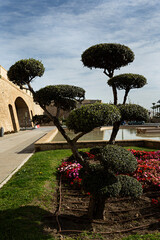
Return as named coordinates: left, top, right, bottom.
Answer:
left=107, top=73, right=147, bottom=105
left=82, top=44, right=148, bottom=144
left=82, top=145, right=143, bottom=219
left=7, top=58, right=121, bottom=161
left=81, top=43, right=135, bottom=105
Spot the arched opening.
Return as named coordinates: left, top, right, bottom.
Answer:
left=8, top=104, right=17, bottom=132
left=15, top=97, right=32, bottom=129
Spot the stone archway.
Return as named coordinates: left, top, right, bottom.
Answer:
left=8, top=104, right=17, bottom=132
left=15, top=97, right=32, bottom=129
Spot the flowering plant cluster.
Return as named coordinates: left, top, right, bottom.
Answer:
left=57, top=152, right=95, bottom=188
left=58, top=161, right=83, bottom=187
left=58, top=149, right=160, bottom=205
left=128, top=149, right=160, bottom=190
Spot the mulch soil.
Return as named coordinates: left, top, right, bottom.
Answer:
left=44, top=179, right=160, bottom=240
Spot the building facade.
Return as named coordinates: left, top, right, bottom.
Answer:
left=0, top=65, right=43, bottom=133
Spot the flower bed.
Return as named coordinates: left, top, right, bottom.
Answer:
left=58, top=150, right=160, bottom=203
left=128, top=149, right=160, bottom=190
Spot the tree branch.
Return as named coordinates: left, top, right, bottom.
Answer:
left=20, top=86, right=30, bottom=91
left=103, top=69, right=114, bottom=78
left=103, top=69, right=110, bottom=77
left=123, top=88, right=130, bottom=104
left=72, top=131, right=89, bottom=143
left=112, top=84, right=118, bottom=105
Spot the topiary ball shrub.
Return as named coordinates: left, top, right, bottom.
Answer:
left=82, top=168, right=121, bottom=197
left=66, top=103, right=121, bottom=133
left=97, top=145, right=138, bottom=174
left=117, top=175, right=143, bottom=197
left=118, top=104, right=149, bottom=122
left=89, top=146, right=102, bottom=155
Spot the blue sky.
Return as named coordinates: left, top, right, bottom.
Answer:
left=1, top=0, right=160, bottom=110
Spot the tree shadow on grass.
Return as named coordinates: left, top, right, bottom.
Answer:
left=0, top=206, right=56, bottom=240
left=0, top=206, right=93, bottom=240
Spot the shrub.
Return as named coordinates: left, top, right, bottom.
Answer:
left=118, top=104, right=149, bottom=122
left=66, top=102, right=121, bottom=133
left=98, top=145, right=138, bottom=174
left=82, top=170, right=121, bottom=197
left=117, top=175, right=143, bottom=197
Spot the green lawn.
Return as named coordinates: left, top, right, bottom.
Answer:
left=0, top=147, right=159, bottom=240
left=122, top=233, right=160, bottom=240
left=0, top=149, right=72, bottom=240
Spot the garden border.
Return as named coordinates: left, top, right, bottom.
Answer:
left=34, top=128, right=160, bottom=151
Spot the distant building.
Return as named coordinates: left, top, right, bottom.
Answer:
left=0, top=66, right=43, bottom=133
left=46, top=99, right=102, bottom=121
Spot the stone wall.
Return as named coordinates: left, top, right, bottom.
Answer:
left=0, top=65, right=43, bottom=133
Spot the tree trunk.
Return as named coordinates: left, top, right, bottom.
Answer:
left=123, top=88, right=130, bottom=104
left=108, top=121, right=121, bottom=144
left=27, top=83, right=84, bottom=162
left=112, top=84, right=118, bottom=105
left=88, top=195, right=106, bottom=220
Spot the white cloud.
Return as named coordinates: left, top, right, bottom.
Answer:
left=1, top=0, right=160, bottom=110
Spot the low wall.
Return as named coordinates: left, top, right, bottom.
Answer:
left=34, top=129, right=160, bottom=151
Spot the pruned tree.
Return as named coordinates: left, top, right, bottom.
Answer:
left=81, top=43, right=134, bottom=105
left=109, top=104, right=149, bottom=144
left=82, top=44, right=148, bottom=144
left=7, top=58, right=45, bottom=87
left=107, top=73, right=148, bottom=143
left=107, top=73, right=147, bottom=104
left=7, top=58, right=121, bottom=161
left=82, top=145, right=143, bottom=219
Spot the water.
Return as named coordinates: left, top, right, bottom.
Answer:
left=53, top=127, right=160, bottom=142
left=104, top=128, right=160, bottom=141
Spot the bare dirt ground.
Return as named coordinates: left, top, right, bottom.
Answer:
left=44, top=180, right=160, bottom=240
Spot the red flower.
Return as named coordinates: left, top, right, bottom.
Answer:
left=152, top=199, right=159, bottom=205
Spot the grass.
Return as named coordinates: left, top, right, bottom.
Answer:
left=0, top=149, right=72, bottom=240
left=122, top=233, right=160, bottom=240
left=0, top=147, right=159, bottom=240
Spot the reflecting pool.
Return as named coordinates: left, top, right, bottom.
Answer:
left=53, top=127, right=160, bottom=142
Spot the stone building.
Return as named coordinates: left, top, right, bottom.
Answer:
left=0, top=65, right=43, bottom=133
left=46, top=99, right=102, bottom=121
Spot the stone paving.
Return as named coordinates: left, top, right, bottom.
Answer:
left=0, top=127, right=55, bottom=187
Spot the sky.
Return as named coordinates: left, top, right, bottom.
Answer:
left=1, top=0, right=160, bottom=110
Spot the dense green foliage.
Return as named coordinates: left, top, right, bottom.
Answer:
left=118, top=104, right=149, bottom=121
left=122, top=233, right=160, bottom=240
left=7, top=58, right=45, bottom=86
left=32, top=114, right=51, bottom=125
left=82, top=145, right=142, bottom=199
left=108, top=73, right=147, bottom=90
left=35, top=85, right=85, bottom=110
left=117, top=175, right=143, bottom=197
left=66, top=102, right=121, bottom=133
left=82, top=170, right=121, bottom=196
left=81, top=43, right=134, bottom=72
left=99, top=145, right=137, bottom=174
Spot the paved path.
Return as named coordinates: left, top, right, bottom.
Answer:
left=0, top=127, right=54, bottom=187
